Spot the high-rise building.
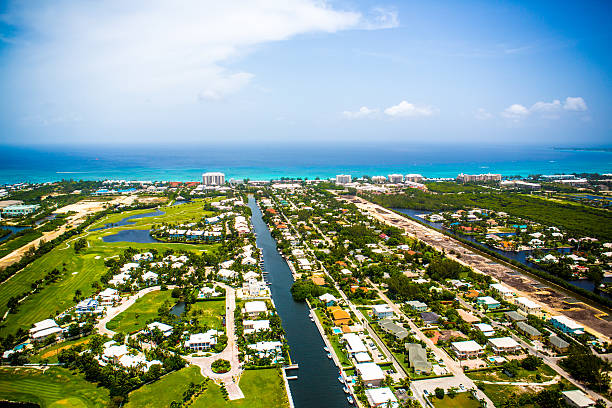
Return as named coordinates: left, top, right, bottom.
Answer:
left=202, top=172, right=225, bottom=185
left=457, top=173, right=501, bottom=183
left=371, top=176, right=387, bottom=183
left=404, top=174, right=423, bottom=183
left=388, top=174, right=404, bottom=183
left=335, top=174, right=352, bottom=184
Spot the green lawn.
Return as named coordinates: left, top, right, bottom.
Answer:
left=107, top=290, right=174, bottom=333
left=31, top=336, right=92, bottom=364
left=192, top=368, right=289, bottom=408
left=467, top=363, right=557, bottom=383
left=0, top=199, right=221, bottom=338
left=187, top=300, right=226, bottom=330
left=431, top=392, right=481, bottom=408
left=126, top=365, right=205, bottom=408
left=477, top=380, right=575, bottom=408
left=0, top=230, right=43, bottom=258
left=0, top=366, right=109, bottom=407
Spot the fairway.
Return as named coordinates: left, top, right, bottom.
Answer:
left=192, top=368, right=289, bottom=408
left=126, top=365, right=205, bottom=408
left=107, top=290, right=174, bottom=333
left=0, top=366, right=109, bottom=407
left=0, top=199, right=222, bottom=338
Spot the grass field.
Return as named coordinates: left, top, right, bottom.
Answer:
left=467, top=363, right=557, bottom=383
left=0, top=230, right=43, bottom=258
left=431, top=392, right=481, bottom=408
left=192, top=368, right=289, bottom=408
left=31, top=336, right=92, bottom=363
left=107, top=290, right=174, bottom=333
left=126, top=365, right=205, bottom=408
left=188, top=300, right=226, bottom=330
left=0, top=199, right=222, bottom=338
left=0, top=366, right=109, bottom=407
left=477, top=380, right=575, bottom=407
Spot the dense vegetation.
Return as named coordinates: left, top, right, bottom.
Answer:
left=560, top=345, right=611, bottom=393
left=364, top=190, right=612, bottom=241
left=290, top=279, right=325, bottom=301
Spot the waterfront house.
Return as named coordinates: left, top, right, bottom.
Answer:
left=319, top=293, right=338, bottom=307
left=488, top=337, right=521, bottom=354
left=244, top=301, right=268, bottom=318
left=372, top=304, right=394, bottom=320
left=516, top=322, right=542, bottom=340
left=451, top=340, right=484, bottom=359
left=355, top=362, right=385, bottom=387
left=406, top=343, right=432, bottom=374
left=243, top=320, right=270, bottom=334
left=406, top=300, right=428, bottom=312
left=365, top=388, right=399, bottom=408
left=342, top=333, right=368, bottom=356
left=330, top=307, right=352, bottom=326
left=515, top=297, right=542, bottom=316
left=247, top=341, right=284, bottom=363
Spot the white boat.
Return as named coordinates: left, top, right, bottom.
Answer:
left=343, top=386, right=349, bottom=394
left=323, top=346, right=329, bottom=352
left=347, top=396, right=354, bottom=404
left=327, top=353, right=332, bottom=359
left=338, top=375, right=344, bottom=384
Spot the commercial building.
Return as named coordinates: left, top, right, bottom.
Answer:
left=355, top=362, right=385, bottom=387
left=406, top=343, right=432, bottom=374
left=371, top=176, right=387, bottom=183
left=1, top=204, right=40, bottom=217
left=202, top=172, right=225, bottom=186
left=387, top=174, right=404, bottom=183
left=488, top=337, right=521, bottom=354
left=549, top=315, right=584, bottom=335
left=451, top=340, right=484, bottom=359
left=335, top=174, right=352, bottom=184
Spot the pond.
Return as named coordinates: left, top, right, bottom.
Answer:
left=0, top=225, right=28, bottom=243
left=92, top=210, right=165, bottom=231
left=170, top=301, right=185, bottom=316
left=102, top=229, right=159, bottom=243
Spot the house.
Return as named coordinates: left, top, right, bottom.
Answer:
left=109, top=272, right=131, bottom=286
left=457, top=309, right=480, bottom=324
left=474, top=323, right=496, bottom=337
left=244, top=301, right=268, bottom=318
left=549, top=335, right=570, bottom=353
left=76, top=298, right=101, bottom=314
left=330, top=307, right=352, bottom=326
left=142, top=271, right=159, bottom=285
left=319, top=293, right=338, bottom=307
left=379, top=319, right=408, bottom=340
left=98, top=288, right=120, bottom=306
left=217, top=268, right=237, bottom=281
left=372, top=304, right=394, bottom=320
left=477, top=296, right=501, bottom=310
left=406, top=300, right=428, bottom=312
left=488, top=337, right=521, bottom=354
left=505, top=311, right=527, bottom=323
left=30, top=319, right=62, bottom=342
left=198, top=286, right=221, bottom=299
left=406, top=343, right=432, bottom=374
left=365, top=388, right=399, bottom=408
left=355, top=362, right=385, bottom=387
left=184, top=330, right=218, bottom=351
left=465, top=289, right=480, bottom=299
left=133, top=252, right=153, bottom=261
left=451, top=340, right=484, bottom=359
left=490, top=283, right=514, bottom=300
left=342, top=333, right=368, bottom=356
left=247, top=341, right=284, bottom=363
left=420, top=312, right=440, bottom=325
left=243, top=320, right=270, bottom=334
left=101, top=341, right=129, bottom=362
left=549, top=315, right=584, bottom=335
left=515, top=297, right=542, bottom=316
left=516, top=322, right=542, bottom=340
left=561, top=390, right=595, bottom=408
left=244, top=279, right=268, bottom=297
left=147, top=322, right=173, bottom=337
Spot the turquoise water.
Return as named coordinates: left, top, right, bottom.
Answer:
left=0, top=144, right=610, bottom=183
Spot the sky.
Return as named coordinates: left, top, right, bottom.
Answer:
left=0, top=0, right=610, bottom=146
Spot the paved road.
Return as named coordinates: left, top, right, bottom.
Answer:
left=185, top=284, right=245, bottom=400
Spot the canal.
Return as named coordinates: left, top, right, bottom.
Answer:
left=248, top=196, right=350, bottom=408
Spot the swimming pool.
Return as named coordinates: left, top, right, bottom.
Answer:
left=332, top=327, right=342, bottom=335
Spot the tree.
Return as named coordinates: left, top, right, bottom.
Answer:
left=434, top=387, right=445, bottom=399
left=74, top=238, right=87, bottom=253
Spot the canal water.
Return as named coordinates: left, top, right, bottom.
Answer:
left=393, top=208, right=611, bottom=299
left=248, top=196, right=350, bottom=408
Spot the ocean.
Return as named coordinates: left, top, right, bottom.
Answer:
left=0, top=143, right=610, bottom=184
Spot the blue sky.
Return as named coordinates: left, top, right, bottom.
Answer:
left=0, top=0, right=610, bottom=146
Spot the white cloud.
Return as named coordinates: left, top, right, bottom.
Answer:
left=530, top=99, right=561, bottom=113
left=1, top=0, right=398, bottom=136
left=474, top=108, right=493, bottom=120
left=501, top=104, right=530, bottom=119
left=564, top=96, right=588, bottom=111
left=384, top=101, right=437, bottom=117
left=342, top=106, right=378, bottom=119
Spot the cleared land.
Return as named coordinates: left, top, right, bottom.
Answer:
left=431, top=392, right=482, bottom=408
left=0, top=200, right=220, bottom=337
left=192, top=368, right=290, bottom=408
left=188, top=300, right=226, bottom=330
left=0, top=366, right=109, bottom=407
left=126, top=365, right=205, bottom=408
left=107, top=290, right=174, bottom=333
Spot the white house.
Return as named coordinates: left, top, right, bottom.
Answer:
left=342, top=333, right=368, bottom=356
left=451, top=340, right=484, bottom=359
left=98, top=288, right=120, bottom=306
left=365, top=387, right=399, bottom=408
left=142, top=271, right=159, bottom=285
left=243, top=320, right=271, bottom=334
left=247, top=341, right=283, bottom=363
left=515, top=297, right=542, bottom=316
left=184, top=330, right=218, bottom=351
left=474, top=323, right=496, bottom=337
left=372, top=304, right=394, bottom=320
left=244, top=301, right=268, bottom=318
left=490, top=283, right=514, bottom=300
left=488, top=337, right=521, bottom=354
left=218, top=268, right=237, bottom=281
left=30, top=319, right=62, bottom=342
left=355, top=362, right=385, bottom=387
left=147, top=322, right=173, bottom=337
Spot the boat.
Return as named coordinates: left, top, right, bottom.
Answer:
left=338, top=375, right=344, bottom=384
left=323, top=346, right=329, bottom=352
left=327, top=353, right=332, bottom=359
left=310, top=317, right=314, bottom=322
left=347, top=396, right=354, bottom=404
left=343, top=386, right=349, bottom=394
